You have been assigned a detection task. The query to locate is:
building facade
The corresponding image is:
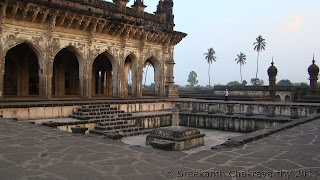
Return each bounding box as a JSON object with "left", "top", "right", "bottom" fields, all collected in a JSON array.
[{"left": 0, "top": 0, "right": 186, "bottom": 99}]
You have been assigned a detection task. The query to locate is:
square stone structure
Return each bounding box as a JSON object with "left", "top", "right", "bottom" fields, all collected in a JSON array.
[
  {"left": 0, "top": 0, "right": 186, "bottom": 99},
  {"left": 146, "top": 126, "right": 206, "bottom": 151}
]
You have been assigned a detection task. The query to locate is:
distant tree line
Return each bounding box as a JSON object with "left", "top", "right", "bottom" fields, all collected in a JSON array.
[{"left": 182, "top": 71, "right": 310, "bottom": 90}]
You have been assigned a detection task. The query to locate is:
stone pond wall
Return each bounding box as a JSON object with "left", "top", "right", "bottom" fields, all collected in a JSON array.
[
  {"left": 179, "top": 113, "right": 287, "bottom": 133},
  {"left": 176, "top": 101, "right": 320, "bottom": 117},
  {"left": 0, "top": 100, "right": 175, "bottom": 120}
]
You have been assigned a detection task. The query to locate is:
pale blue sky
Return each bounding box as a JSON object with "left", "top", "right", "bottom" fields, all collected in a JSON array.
[{"left": 111, "top": 0, "right": 320, "bottom": 86}]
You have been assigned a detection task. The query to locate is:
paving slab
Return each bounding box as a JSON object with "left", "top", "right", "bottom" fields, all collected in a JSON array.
[{"left": 0, "top": 118, "right": 319, "bottom": 179}]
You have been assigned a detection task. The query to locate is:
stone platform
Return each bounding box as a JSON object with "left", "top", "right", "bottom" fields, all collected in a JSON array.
[
  {"left": 146, "top": 126, "right": 206, "bottom": 151},
  {"left": 0, "top": 117, "right": 319, "bottom": 179}
]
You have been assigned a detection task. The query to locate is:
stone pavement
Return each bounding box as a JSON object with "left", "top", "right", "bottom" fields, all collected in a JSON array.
[{"left": 0, "top": 118, "right": 319, "bottom": 180}]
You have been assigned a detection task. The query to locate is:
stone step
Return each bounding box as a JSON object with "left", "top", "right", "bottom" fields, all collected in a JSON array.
[
  {"left": 99, "top": 120, "right": 129, "bottom": 126},
  {"left": 75, "top": 110, "right": 126, "bottom": 116},
  {"left": 94, "top": 124, "right": 136, "bottom": 131},
  {"left": 90, "top": 126, "right": 145, "bottom": 136},
  {"left": 70, "top": 114, "right": 117, "bottom": 120},
  {"left": 90, "top": 129, "right": 152, "bottom": 137},
  {"left": 121, "top": 129, "right": 153, "bottom": 137},
  {"left": 82, "top": 104, "right": 110, "bottom": 108},
  {"left": 79, "top": 107, "right": 117, "bottom": 112}
]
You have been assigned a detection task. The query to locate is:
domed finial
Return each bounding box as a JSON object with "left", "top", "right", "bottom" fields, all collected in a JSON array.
[
  {"left": 271, "top": 57, "right": 274, "bottom": 66},
  {"left": 312, "top": 53, "right": 315, "bottom": 64}
]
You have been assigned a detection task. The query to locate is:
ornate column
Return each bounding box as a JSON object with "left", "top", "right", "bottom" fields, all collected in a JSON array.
[
  {"left": 308, "top": 56, "right": 319, "bottom": 96},
  {"left": 165, "top": 46, "right": 178, "bottom": 98},
  {"left": 0, "top": 49, "right": 4, "bottom": 99},
  {"left": 0, "top": 3, "right": 6, "bottom": 99},
  {"left": 267, "top": 59, "right": 277, "bottom": 101}
]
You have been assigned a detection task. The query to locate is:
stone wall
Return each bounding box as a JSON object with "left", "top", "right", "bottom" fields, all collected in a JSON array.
[
  {"left": 180, "top": 113, "right": 289, "bottom": 133},
  {"left": 0, "top": 100, "right": 175, "bottom": 120},
  {"left": 128, "top": 114, "right": 172, "bottom": 129},
  {"left": 177, "top": 101, "right": 320, "bottom": 117}
]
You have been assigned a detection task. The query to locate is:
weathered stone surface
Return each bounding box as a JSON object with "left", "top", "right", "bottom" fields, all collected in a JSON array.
[
  {"left": 146, "top": 126, "right": 205, "bottom": 151},
  {"left": 0, "top": 117, "right": 320, "bottom": 179}
]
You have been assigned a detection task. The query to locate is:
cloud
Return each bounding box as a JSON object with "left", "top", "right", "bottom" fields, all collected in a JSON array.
[
  {"left": 226, "top": 18, "right": 235, "bottom": 23},
  {"left": 251, "top": 19, "right": 261, "bottom": 24},
  {"left": 283, "top": 16, "right": 303, "bottom": 30}
]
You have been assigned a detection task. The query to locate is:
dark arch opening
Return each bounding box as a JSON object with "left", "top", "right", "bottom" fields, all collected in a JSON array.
[
  {"left": 4, "top": 43, "right": 39, "bottom": 97},
  {"left": 52, "top": 48, "right": 79, "bottom": 97},
  {"left": 92, "top": 53, "right": 113, "bottom": 96}
]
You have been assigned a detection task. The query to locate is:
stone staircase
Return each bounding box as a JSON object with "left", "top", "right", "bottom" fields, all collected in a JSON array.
[{"left": 70, "top": 103, "right": 152, "bottom": 137}]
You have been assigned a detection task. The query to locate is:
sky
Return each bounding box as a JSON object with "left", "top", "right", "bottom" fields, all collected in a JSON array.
[{"left": 109, "top": 0, "right": 320, "bottom": 86}]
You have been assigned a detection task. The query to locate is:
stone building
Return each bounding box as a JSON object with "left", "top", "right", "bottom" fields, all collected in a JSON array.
[{"left": 0, "top": 0, "right": 186, "bottom": 99}]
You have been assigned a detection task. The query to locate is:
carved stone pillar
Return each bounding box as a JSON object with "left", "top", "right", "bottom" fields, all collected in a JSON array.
[
  {"left": 79, "top": 60, "right": 91, "bottom": 99},
  {"left": 165, "top": 58, "right": 178, "bottom": 98},
  {"left": 39, "top": 60, "right": 53, "bottom": 99},
  {"left": 135, "top": 65, "right": 143, "bottom": 98},
  {"left": 0, "top": 49, "right": 4, "bottom": 99}
]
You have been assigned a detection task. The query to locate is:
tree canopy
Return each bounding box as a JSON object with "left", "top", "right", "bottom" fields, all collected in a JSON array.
[
  {"left": 187, "top": 71, "right": 198, "bottom": 88},
  {"left": 277, "top": 79, "right": 292, "bottom": 86}
]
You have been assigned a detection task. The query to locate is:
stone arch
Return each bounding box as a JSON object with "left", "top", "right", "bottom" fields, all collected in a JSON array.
[
  {"left": 52, "top": 47, "right": 82, "bottom": 97},
  {"left": 123, "top": 53, "right": 138, "bottom": 97},
  {"left": 142, "top": 56, "right": 161, "bottom": 96},
  {"left": 3, "top": 42, "right": 42, "bottom": 97},
  {"left": 275, "top": 95, "right": 281, "bottom": 102},
  {"left": 91, "top": 51, "right": 116, "bottom": 97},
  {"left": 285, "top": 95, "right": 291, "bottom": 102}
]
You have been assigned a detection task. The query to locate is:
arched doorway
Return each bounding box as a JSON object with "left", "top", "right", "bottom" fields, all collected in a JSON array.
[
  {"left": 285, "top": 95, "right": 291, "bottom": 102},
  {"left": 92, "top": 53, "right": 113, "bottom": 97},
  {"left": 4, "top": 43, "right": 39, "bottom": 97},
  {"left": 275, "top": 95, "right": 281, "bottom": 102},
  {"left": 142, "top": 57, "right": 160, "bottom": 97},
  {"left": 52, "top": 48, "right": 80, "bottom": 97},
  {"left": 124, "top": 54, "right": 137, "bottom": 97}
]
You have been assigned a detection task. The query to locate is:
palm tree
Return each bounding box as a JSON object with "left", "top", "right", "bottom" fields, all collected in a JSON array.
[
  {"left": 204, "top": 48, "right": 217, "bottom": 86},
  {"left": 235, "top": 52, "right": 247, "bottom": 83},
  {"left": 253, "top": 35, "right": 266, "bottom": 84}
]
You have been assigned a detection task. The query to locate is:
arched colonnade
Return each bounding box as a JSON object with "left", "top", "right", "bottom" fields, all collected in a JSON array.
[{"left": 0, "top": 41, "right": 167, "bottom": 99}]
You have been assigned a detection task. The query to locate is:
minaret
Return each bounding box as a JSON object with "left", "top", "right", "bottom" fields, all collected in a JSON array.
[
  {"left": 308, "top": 55, "right": 319, "bottom": 96},
  {"left": 164, "top": 0, "right": 174, "bottom": 30},
  {"left": 132, "top": 0, "right": 146, "bottom": 16},
  {"left": 113, "top": 0, "right": 129, "bottom": 12},
  {"left": 267, "top": 58, "right": 278, "bottom": 100}
]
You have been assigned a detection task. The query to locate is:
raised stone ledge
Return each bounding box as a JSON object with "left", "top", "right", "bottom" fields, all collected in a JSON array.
[
  {"left": 211, "top": 113, "right": 320, "bottom": 149},
  {"left": 0, "top": 99, "right": 170, "bottom": 109},
  {"left": 42, "top": 113, "right": 173, "bottom": 127},
  {"left": 147, "top": 133, "right": 205, "bottom": 143},
  {"left": 179, "top": 112, "right": 292, "bottom": 123}
]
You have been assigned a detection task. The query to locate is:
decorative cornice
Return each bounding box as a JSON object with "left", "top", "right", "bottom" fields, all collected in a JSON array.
[{"left": 1, "top": 0, "right": 187, "bottom": 45}]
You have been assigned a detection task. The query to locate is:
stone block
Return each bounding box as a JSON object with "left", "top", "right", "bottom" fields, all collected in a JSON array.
[
  {"left": 226, "top": 104, "right": 234, "bottom": 115},
  {"left": 150, "top": 140, "right": 175, "bottom": 151},
  {"left": 146, "top": 126, "right": 205, "bottom": 151},
  {"left": 291, "top": 106, "right": 299, "bottom": 119},
  {"left": 71, "top": 126, "right": 88, "bottom": 134},
  {"left": 246, "top": 105, "right": 254, "bottom": 116},
  {"left": 208, "top": 104, "right": 215, "bottom": 114}
]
